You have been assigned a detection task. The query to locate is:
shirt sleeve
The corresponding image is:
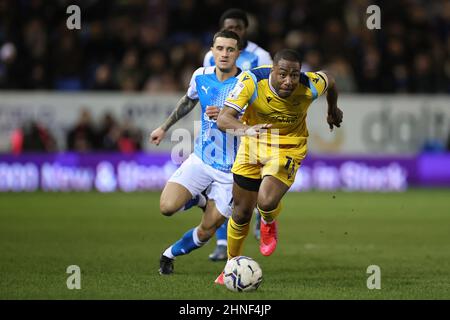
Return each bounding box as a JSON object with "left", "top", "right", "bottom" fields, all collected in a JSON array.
[
  {"left": 305, "top": 71, "right": 329, "bottom": 98},
  {"left": 186, "top": 67, "right": 204, "bottom": 100},
  {"left": 224, "top": 72, "right": 257, "bottom": 112},
  {"left": 203, "top": 51, "right": 214, "bottom": 67},
  {"left": 256, "top": 48, "right": 273, "bottom": 66}
]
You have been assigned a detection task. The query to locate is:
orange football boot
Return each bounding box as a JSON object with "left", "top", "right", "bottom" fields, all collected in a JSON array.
[
  {"left": 214, "top": 271, "right": 224, "bottom": 285},
  {"left": 260, "top": 220, "right": 278, "bottom": 256}
]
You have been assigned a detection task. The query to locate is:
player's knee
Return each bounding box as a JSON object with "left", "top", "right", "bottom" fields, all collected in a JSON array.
[
  {"left": 232, "top": 207, "right": 253, "bottom": 225},
  {"left": 233, "top": 205, "right": 253, "bottom": 220},
  {"left": 232, "top": 199, "right": 254, "bottom": 218},
  {"left": 159, "top": 200, "right": 177, "bottom": 216},
  {"left": 257, "top": 195, "right": 278, "bottom": 212}
]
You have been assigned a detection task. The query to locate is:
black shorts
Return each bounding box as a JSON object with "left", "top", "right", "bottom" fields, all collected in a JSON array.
[{"left": 233, "top": 173, "right": 261, "bottom": 192}]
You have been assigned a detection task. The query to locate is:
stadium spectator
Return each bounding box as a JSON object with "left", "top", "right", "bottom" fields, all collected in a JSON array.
[
  {"left": 411, "top": 53, "right": 437, "bottom": 93},
  {"left": 0, "top": 0, "right": 447, "bottom": 93},
  {"left": 116, "top": 49, "right": 143, "bottom": 92},
  {"left": 0, "top": 42, "right": 21, "bottom": 89},
  {"left": 144, "top": 72, "right": 179, "bottom": 93},
  {"left": 66, "top": 109, "right": 98, "bottom": 152},
  {"left": 10, "top": 109, "right": 147, "bottom": 154},
  {"left": 301, "top": 50, "right": 322, "bottom": 72},
  {"left": 117, "top": 118, "right": 143, "bottom": 153},
  {"left": 326, "top": 56, "right": 356, "bottom": 93},
  {"left": 11, "top": 121, "right": 57, "bottom": 153},
  {"left": 97, "top": 112, "right": 120, "bottom": 151},
  {"left": 92, "top": 64, "right": 117, "bottom": 90},
  {"left": 51, "top": 32, "right": 84, "bottom": 91}
]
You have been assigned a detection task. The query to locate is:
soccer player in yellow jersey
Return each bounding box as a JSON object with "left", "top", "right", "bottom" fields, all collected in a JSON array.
[{"left": 214, "top": 49, "right": 343, "bottom": 284}]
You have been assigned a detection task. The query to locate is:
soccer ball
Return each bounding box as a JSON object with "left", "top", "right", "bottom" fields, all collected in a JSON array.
[{"left": 223, "top": 256, "right": 263, "bottom": 292}]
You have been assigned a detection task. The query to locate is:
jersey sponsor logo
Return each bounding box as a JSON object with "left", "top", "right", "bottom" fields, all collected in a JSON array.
[
  {"left": 228, "top": 82, "right": 245, "bottom": 100},
  {"left": 257, "top": 111, "right": 298, "bottom": 124}
]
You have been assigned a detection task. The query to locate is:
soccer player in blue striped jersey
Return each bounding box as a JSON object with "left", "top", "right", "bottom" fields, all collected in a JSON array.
[
  {"left": 204, "top": 8, "right": 272, "bottom": 262},
  {"left": 150, "top": 30, "right": 242, "bottom": 275}
]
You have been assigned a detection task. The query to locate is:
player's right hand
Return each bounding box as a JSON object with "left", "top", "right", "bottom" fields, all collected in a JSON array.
[
  {"left": 245, "top": 123, "right": 272, "bottom": 137},
  {"left": 150, "top": 127, "right": 166, "bottom": 146},
  {"left": 205, "top": 106, "right": 220, "bottom": 120}
]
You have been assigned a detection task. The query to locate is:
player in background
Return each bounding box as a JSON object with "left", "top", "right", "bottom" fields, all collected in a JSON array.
[
  {"left": 150, "top": 30, "right": 247, "bottom": 275},
  {"left": 204, "top": 8, "right": 272, "bottom": 262},
  {"left": 203, "top": 8, "right": 272, "bottom": 71},
  {"left": 213, "top": 49, "right": 343, "bottom": 284}
]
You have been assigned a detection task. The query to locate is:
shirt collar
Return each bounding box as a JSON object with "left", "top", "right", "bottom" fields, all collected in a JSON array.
[{"left": 268, "top": 74, "right": 279, "bottom": 97}]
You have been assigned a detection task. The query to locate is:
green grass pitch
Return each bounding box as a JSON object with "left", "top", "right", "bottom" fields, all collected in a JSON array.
[{"left": 0, "top": 190, "right": 449, "bottom": 299}]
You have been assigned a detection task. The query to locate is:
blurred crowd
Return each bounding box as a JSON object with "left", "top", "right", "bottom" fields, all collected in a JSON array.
[
  {"left": 11, "top": 109, "right": 143, "bottom": 154},
  {"left": 0, "top": 0, "right": 448, "bottom": 93},
  {"left": 10, "top": 109, "right": 450, "bottom": 154}
]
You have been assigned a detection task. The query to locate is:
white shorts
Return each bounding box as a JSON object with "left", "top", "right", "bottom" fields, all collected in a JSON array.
[{"left": 168, "top": 153, "right": 233, "bottom": 218}]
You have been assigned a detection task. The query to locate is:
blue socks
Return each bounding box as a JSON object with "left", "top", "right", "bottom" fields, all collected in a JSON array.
[
  {"left": 179, "top": 193, "right": 207, "bottom": 212},
  {"left": 164, "top": 227, "right": 206, "bottom": 258},
  {"left": 183, "top": 195, "right": 200, "bottom": 211}
]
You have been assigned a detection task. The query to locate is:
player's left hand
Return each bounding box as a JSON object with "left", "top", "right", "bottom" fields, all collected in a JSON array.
[
  {"left": 327, "top": 107, "right": 343, "bottom": 131},
  {"left": 205, "top": 106, "right": 220, "bottom": 120}
]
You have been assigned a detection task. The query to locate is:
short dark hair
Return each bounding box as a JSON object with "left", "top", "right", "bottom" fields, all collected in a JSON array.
[
  {"left": 212, "top": 29, "right": 242, "bottom": 50},
  {"left": 219, "top": 8, "right": 248, "bottom": 28},
  {"left": 273, "top": 49, "right": 302, "bottom": 65}
]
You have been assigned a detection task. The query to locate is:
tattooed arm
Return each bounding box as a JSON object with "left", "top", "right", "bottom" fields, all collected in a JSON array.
[{"left": 150, "top": 95, "right": 198, "bottom": 145}]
